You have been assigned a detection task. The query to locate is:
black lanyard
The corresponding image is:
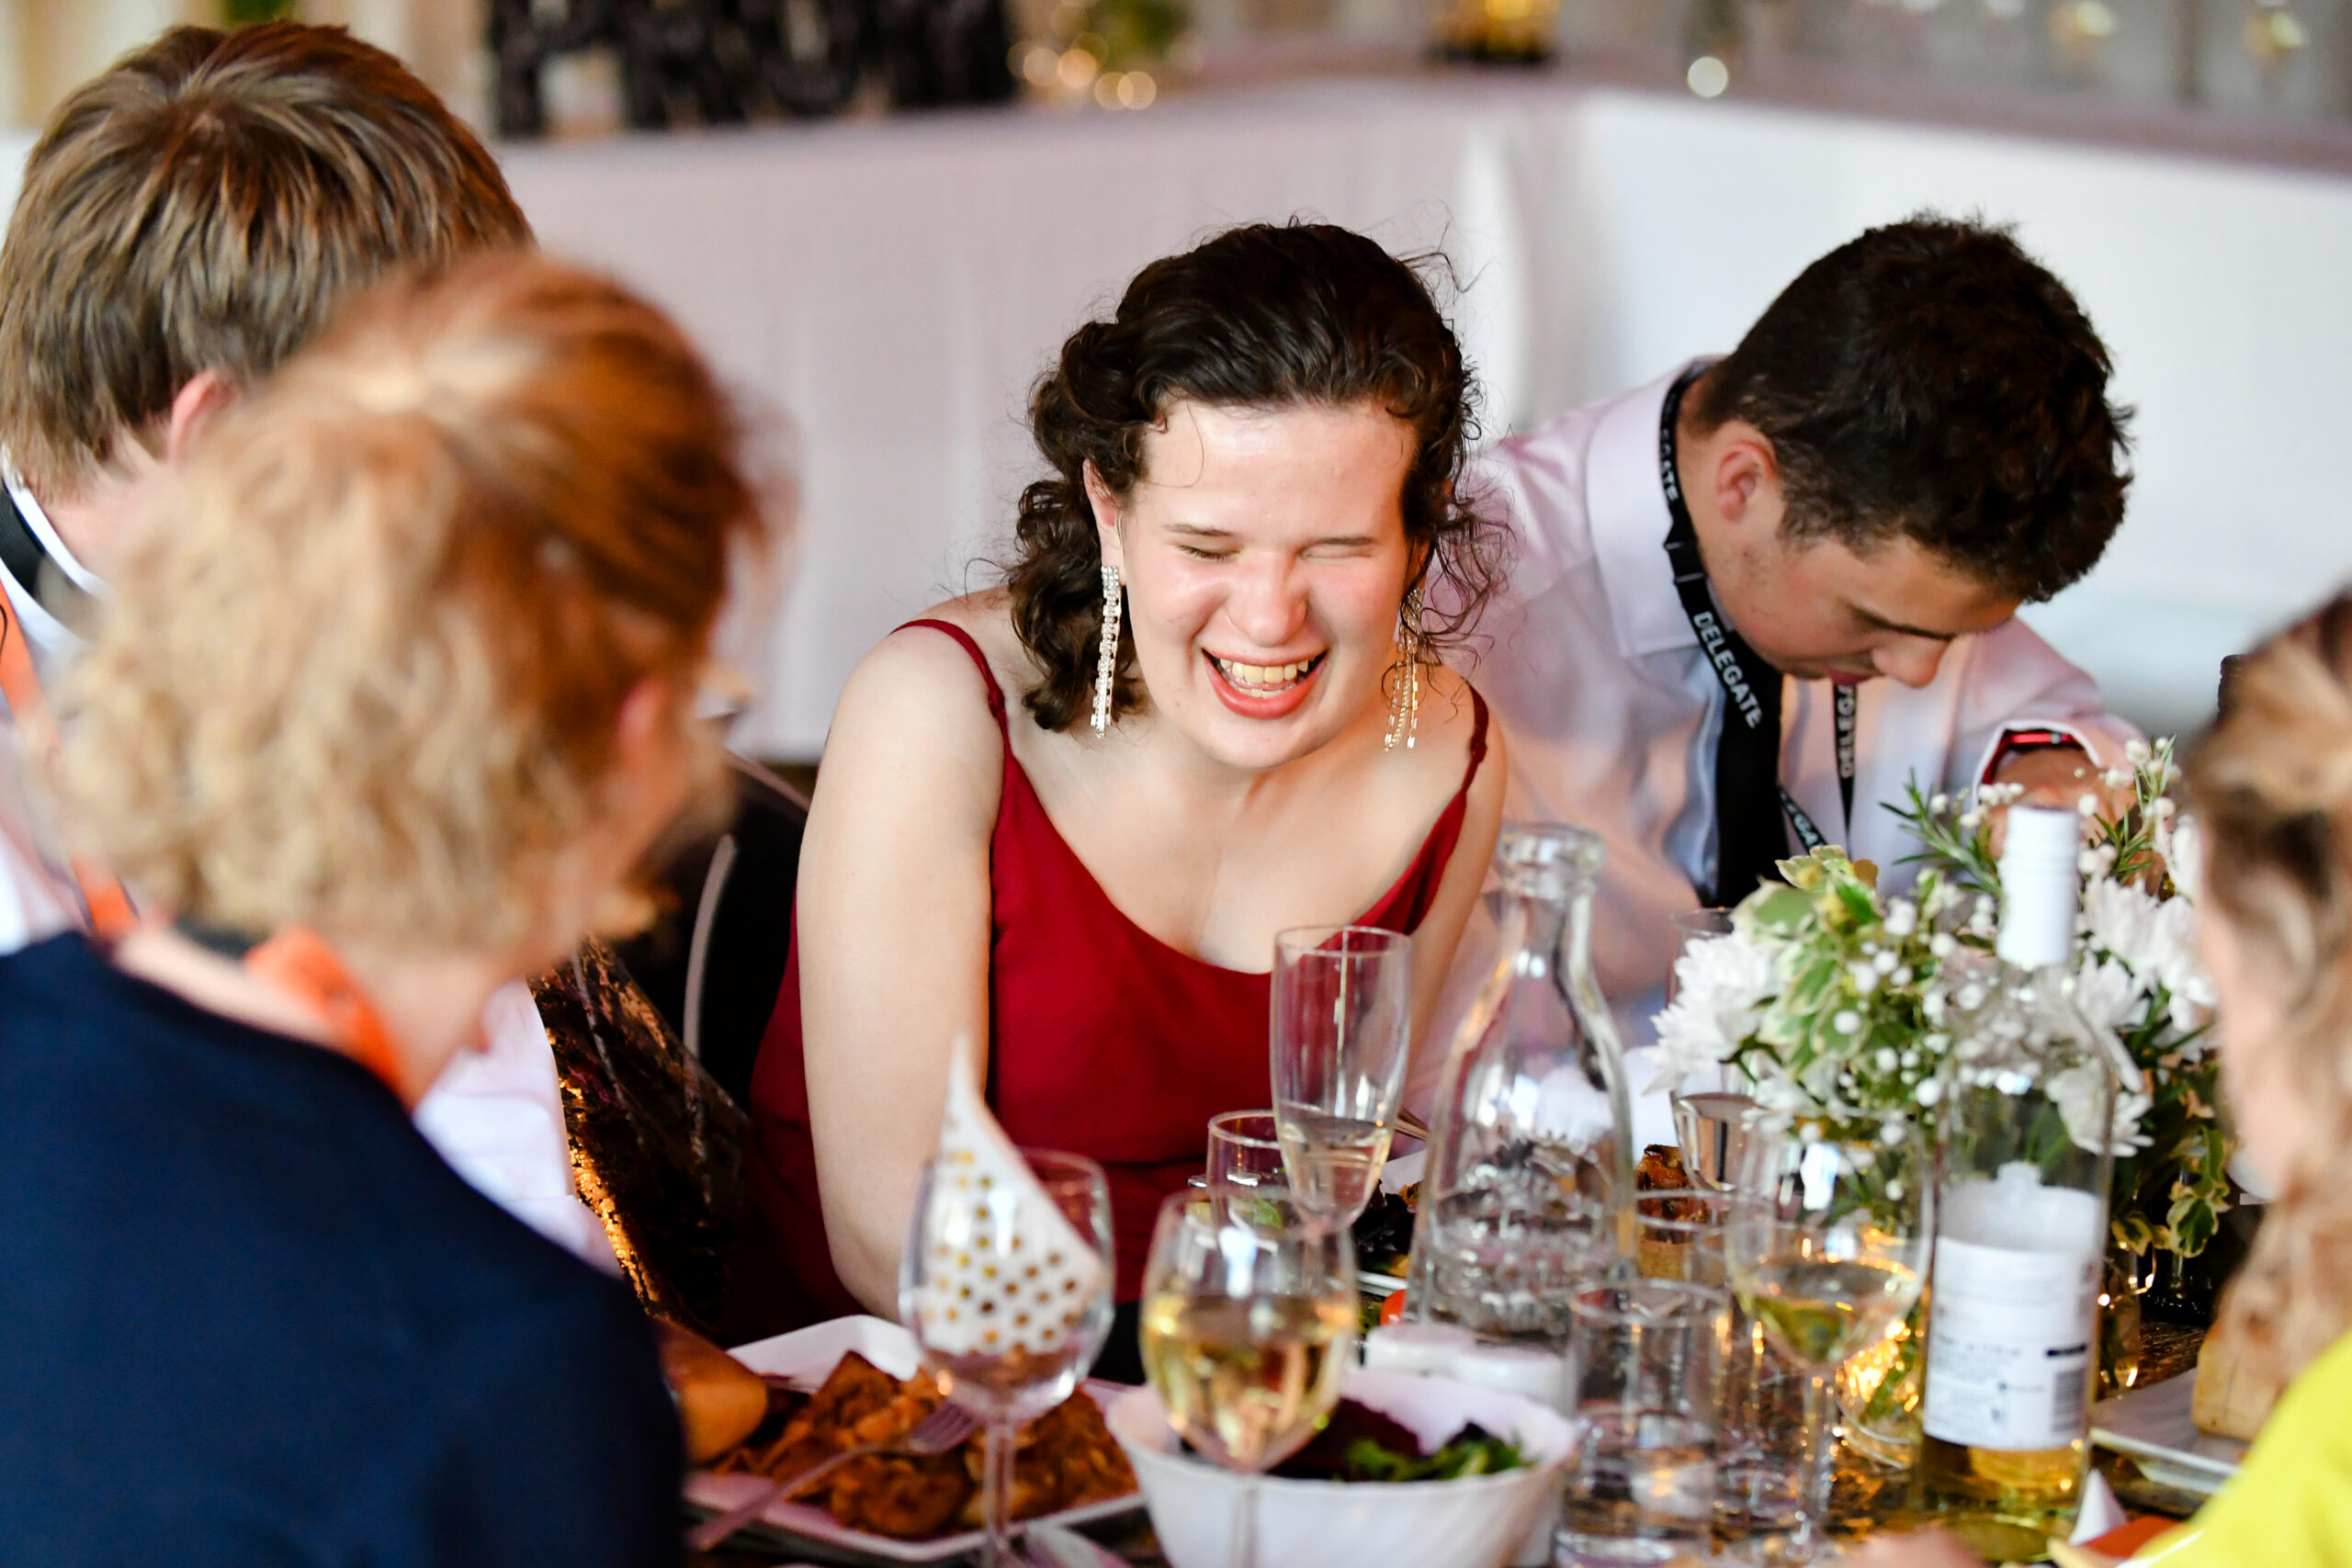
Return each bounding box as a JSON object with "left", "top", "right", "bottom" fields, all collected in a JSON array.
[{"left": 1657, "top": 367, "right": 1855, "bottom": 854}]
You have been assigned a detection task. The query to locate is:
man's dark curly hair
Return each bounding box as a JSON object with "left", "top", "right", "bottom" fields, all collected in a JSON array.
[
  {"left": 1006, "top": 220, "right": 1506, "bottom": 732},
  {"left": 1688, "top": 215, "right": 2131, "bottom": 604}
]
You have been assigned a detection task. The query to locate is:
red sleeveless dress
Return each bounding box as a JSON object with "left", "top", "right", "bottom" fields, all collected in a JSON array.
[{"left": 743, "top": 620, "right": 1489, "bottom": 1327}]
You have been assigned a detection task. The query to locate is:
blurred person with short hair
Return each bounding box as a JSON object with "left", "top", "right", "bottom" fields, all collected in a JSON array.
[
  {"left": 0, "top": 251, "right": 762, "bottom": 1560},
  {"left": 1450, "top": 216, "right": 2142, "bottom": 1133},
  {"left": 0, "top": 21, "right": 650, "bottom": 1270}
]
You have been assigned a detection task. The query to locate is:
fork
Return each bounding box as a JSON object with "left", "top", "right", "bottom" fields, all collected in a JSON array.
[{"left": 686, "top": 1401, "right": 981, "bottom": 1551}]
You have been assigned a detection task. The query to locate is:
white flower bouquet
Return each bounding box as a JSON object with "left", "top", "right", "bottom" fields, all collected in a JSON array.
[{"left": 1653, "top": 845, "right": 1967, "bottom": 1137}]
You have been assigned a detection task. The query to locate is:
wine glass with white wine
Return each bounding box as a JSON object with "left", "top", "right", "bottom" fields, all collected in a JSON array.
[
  {"left": 1138, "top": 1191, "right": 1359, "bottom": 1568},
  {"left": 1270, "top": 924, "right": 1412, "bottom": 1226},
  {"left": 1725, "top": 1120, "right": 1932, "bottom": 1562}
]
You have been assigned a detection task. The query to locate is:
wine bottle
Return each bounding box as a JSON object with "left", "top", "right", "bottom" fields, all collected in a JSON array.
[{"left": 1913, "top": 805, "right": 2122, "bottom": 1560}]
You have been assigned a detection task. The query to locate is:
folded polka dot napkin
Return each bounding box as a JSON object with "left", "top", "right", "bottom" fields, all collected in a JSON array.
[{"left": 909, "top": 1043, "right": 1107, "bottom": 1359}]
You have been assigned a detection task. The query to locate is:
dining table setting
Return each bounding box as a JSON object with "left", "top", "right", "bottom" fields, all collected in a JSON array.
[{"left": 676, "top": 790, "right": 2256, "bottom": 1568}]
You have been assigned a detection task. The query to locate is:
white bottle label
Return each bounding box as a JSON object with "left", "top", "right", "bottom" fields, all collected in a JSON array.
[{"left": 1922, "top": 1235, "right": 2099, "bottom": 1451}]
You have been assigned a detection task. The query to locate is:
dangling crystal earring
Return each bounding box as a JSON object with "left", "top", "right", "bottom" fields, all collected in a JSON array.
[
  {"left": 1091, "top": 563, "right": 1123, "bottom": 738},
  {"left": 1384, "top": 585, "right": 1425, "bottom": 752}
]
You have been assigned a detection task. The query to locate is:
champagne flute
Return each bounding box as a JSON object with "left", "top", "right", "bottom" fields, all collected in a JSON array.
[
  {"left": 1138, "top": 1191, "right": 1358, "bottom": 1568},
  {"left": 1271, "top": 924, "right": 1412, "bottom": 1225},
  {"left": 1725, "top": 1121, "right": 1931, "bottom": 1562},
  {"left": 901, "top": 1148, "right": 1114, "bottom": 1568}
]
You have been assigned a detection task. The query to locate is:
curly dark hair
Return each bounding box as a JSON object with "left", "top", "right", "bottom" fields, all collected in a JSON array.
[
  {"left": 1006, "top": 220, "right": 1504, "bottom": 732},
  {"left": 1688, "top": 215, "right": 2131, "bottom": 604}
]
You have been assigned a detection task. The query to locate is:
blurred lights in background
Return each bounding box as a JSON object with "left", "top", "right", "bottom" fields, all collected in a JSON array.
[
  {"left": 1013, "top": 37, "right": 1159, "bottom": 106},
  {"left": 1646, "top": 0, "right": 2342, "bottom": 120},
  {"left": 1009, "top": 0, "right": 1181, "bottom": 107},
  {"left": 0, "top": 0, "right": 2341, "bottom": 137},
  {"left": 2250, "top": 0, "right": 2309, "bottom": 64}
]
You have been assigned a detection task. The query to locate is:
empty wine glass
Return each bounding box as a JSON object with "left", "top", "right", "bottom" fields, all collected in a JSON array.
[
  {"left": 1271, "top": 924, "right": 1412, "bottom": 1225},
  {"left": 902, "top": 1148, "right": 1114, "bottom": 1568},
  {"left": 1724, "top": 1120, "right": 1931, "bottom": 1562},
  {"left": 1138, "top": 1191, "right": 1358, "bottom": 1568}
]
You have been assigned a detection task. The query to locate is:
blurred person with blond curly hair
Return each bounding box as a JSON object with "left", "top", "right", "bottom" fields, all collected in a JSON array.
[
  {"left": 0, "top": 252, "right": 763, "bottom": 1560},
  {"left": 0, "top": 19, "right": 708, "bottom": 1289},
  {"left": 1851, "top": 592, "right": 2352, "bottom": 1567}
]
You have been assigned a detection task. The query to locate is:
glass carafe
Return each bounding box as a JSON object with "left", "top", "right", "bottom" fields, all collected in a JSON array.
[{"left": 1404, "top": 822, "right": 1636, "bottom": 1347}]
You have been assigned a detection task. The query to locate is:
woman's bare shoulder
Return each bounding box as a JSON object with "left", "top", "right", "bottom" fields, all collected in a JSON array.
[{"left": 823, "top": 596, "right": 1017, "bottom": 792}]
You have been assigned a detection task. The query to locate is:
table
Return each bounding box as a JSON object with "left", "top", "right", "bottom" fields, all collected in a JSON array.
[{"left": 697, "top": 1349, "right": 2214, "bottom": 1568}]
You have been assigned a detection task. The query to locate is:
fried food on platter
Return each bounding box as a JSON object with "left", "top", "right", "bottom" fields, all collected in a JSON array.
[
  {"left": 953, "top": 1377, "right": 1133, "bottom": 1529},
  {"left": 712, "top": 1350, "right": 1136, "bottom": 1540}
]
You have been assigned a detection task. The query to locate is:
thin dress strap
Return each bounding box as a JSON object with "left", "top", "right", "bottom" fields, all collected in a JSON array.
[
  {"left": 1463, "top": 689, "right": 1490, "bottom": 790},
  {"left": 899, "top": 618, "right": 1009, "bottom": 733}
]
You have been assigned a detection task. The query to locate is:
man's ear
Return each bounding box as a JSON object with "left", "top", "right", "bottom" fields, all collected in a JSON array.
[
  {"left": 1082, "top": 460, "right": 1125, "bottom": 577},
  {"left": 1710, "top": 427, "right": 1781, "bottom": 532},
  {"left": 163, "top": 370, "right": 237, "bottom": 467}
]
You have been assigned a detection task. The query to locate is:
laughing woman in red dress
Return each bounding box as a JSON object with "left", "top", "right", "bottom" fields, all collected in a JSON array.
[{"left": 745, "top": 223, "right": 1509, "bottom": 1360}]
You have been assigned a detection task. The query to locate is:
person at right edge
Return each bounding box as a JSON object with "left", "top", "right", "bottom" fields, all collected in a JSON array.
[{"left": 1442, "top": 215, "right": 2140, "bottom": 1137}]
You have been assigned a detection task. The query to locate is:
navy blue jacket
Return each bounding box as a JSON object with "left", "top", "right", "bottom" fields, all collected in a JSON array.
[{"left": 0, "top": 936, "right": 682, "bottom": 1565}]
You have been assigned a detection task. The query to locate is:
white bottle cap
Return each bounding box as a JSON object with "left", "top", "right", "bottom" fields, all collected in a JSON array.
[
  {"left": 1997, "top": 805, "right": 2081, "bottom": 970},
  {"left": 1362, "top": 1322, "right": 1476, "bottom": 1376}
]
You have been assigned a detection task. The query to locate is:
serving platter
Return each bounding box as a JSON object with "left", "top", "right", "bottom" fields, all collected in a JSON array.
[
  {"left": 685, "top": 1316, "right": 1142, "bottom": 1563},
  {"left": 2087, "top": 1371, "right": 2249, "bottom": 1499}
]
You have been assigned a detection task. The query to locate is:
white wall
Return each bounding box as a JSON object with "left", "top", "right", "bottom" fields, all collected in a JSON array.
[
  {"left": 0, "top": 77, "right": 2339, "bottom": 746},
  {"left": 496, "top": 82, "right": 2346, "bottom": 750}
]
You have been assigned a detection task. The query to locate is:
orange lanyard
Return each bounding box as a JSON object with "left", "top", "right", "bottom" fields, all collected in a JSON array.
[
  {"left": 0, "top": 587, "right": 134, "bottom": 938},
  {"left": 240, "top": 925, "right": 412, "bottom": 1107}
]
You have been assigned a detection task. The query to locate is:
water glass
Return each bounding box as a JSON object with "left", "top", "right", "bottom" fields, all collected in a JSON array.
[
  {"left": 1557, "top": 1279, "right": 1729, "bottom": 1566},
  {"left": 1205, "top": 1110, "right": 1287, "bottom": 1193},
  {"left": 1629, "top": 1190, "right": 1728, "bottom": 1285},
  {"left": 1725, "top": 1122, "right": 1932, "bottom": 1562},
  {"left": 1621, "top": 1192, "right": 1804, "bottom": 1549},
  {"left": 1714, "top": 1312, "right": 1809, "bottom": 1553},
  {"left": 901, "top": 1148, "right": 1114, "bottom": 1568},
  {"left": 1271, "top": 924, "right": 1413, "bottom": 1225},
  {"left": 1138, "top": 1191, "right": 1358, "bottom": 1568},
  {"left": 1672, "top": 1090, "right": 1760, "bottom": 1193}
]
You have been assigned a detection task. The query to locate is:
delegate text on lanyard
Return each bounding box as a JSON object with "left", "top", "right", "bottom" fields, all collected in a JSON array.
[{"left": 1657, "top": 366, "right": 1855, "bottom": 854}]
